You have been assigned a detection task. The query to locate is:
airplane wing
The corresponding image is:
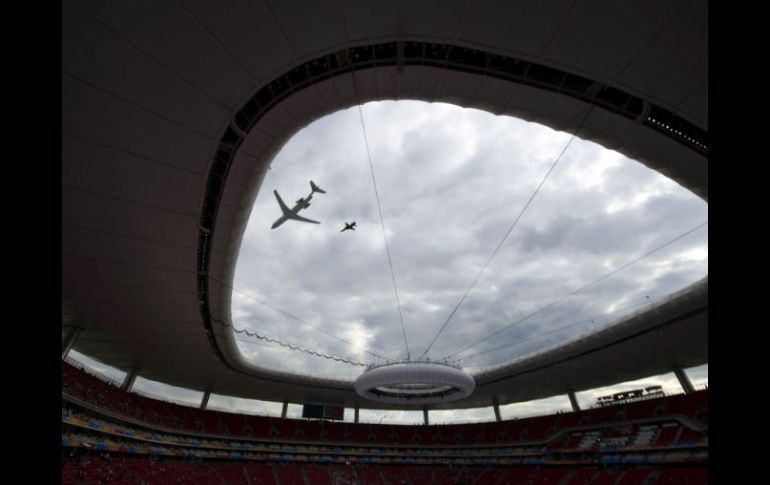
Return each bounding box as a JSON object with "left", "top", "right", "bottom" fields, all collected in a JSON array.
[
  {"left": 273, "top": 190, "right": 291, "bottom": 215},
  {"left": 289, "top": 213, "right": 320, "bottom": 224}
]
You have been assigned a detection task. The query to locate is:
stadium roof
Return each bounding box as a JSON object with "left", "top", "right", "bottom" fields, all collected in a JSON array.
[{"left": 62, "top": 0, "right": 707, "bottom": 410}]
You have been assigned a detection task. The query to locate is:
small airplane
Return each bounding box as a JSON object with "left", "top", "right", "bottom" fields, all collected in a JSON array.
[
  {"left": 340, "top": 221, "right": 357, "bottom": 232},
  {"left": 271, "top": 181, "right": 326, "bottom": 229}
]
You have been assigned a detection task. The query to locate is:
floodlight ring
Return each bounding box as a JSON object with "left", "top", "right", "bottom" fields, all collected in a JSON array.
[{"left": 353, "top": 361, "right": 475, "bottom": 405}]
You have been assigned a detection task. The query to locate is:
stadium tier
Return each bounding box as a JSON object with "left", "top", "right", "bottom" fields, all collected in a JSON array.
[{"left": 62, "top": 362, "right": 707, "bottom": 484}]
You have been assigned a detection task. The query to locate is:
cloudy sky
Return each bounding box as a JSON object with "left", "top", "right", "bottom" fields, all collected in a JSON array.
[
  {"left": 68, "top": 100, "right": 708, "bottom": 423},
  {"left": 230, "top": 100, "right": 708, "bottom": 381}
]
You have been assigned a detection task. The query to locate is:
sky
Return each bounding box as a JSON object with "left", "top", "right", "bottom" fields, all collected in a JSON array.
[
  {"left": 67, "top": 100, "right": 708, "bottom": 424},
  {"left": 230, "top": 100, "right": 708, "bottom": 380}
]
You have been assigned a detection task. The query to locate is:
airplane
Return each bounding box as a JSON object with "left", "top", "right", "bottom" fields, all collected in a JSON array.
[
  {"left": 271, "top": 181, "right": 326, "bottom": 229},
  {"left": 340, "top": 221, "right": 357, "bottom": 232}
]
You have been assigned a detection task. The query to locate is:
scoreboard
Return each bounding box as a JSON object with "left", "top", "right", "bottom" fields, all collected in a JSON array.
[{"left": 302, "top": 404, "right": 345, "bottom": 420}]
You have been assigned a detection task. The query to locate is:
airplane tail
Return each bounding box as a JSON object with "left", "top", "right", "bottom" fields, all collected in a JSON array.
[{"left": 310, "top": 180, "right": 326, "bottom": 194}]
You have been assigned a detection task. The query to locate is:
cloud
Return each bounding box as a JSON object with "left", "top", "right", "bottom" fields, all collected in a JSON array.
[
  {"left": 67, "top": 349, "right": 126, "bottom": 385},
  {"left": 500, "top": 395, "right": 573, "bottom": 419},
  {"left": 574, "top": 370, "right": 701, "bottom": 409},
  {"left": 207, "top": 393, "right": 284, "bottom": 416},
  {"left": 132, "top": 376, "right": 204, "bottom": 406},
  {"left": 224, "top": 100, "right": 707, "bottom": 414}
]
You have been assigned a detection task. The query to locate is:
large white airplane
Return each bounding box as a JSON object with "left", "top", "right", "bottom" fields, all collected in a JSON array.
[{"left": 271, "top": 181, "right": 327, "bottom": 229}]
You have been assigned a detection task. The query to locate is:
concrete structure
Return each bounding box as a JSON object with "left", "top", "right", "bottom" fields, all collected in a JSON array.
[{"left": 62, "top": 1, "right": 707, "bottom": 411}]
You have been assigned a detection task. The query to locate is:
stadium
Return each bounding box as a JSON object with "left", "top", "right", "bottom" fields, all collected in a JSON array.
[{"left": 62, "top": 1, "right": 708, "bottom": 484}]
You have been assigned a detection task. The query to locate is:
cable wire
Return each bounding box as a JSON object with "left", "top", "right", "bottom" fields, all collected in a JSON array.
[
  {"left": 229, "top": 326, "right": 367, "bottom": 366},
  {"left": 348, "top": 53, "right": 411, "bottom": 360},
  {"left": 418, "top": 104, "right": 597, "bottom": 360},
  {"left": 211, "top": 276, "right": 391, "bottom": 361},
  {"left": 458, "top": 296, "right": 664, "bottom": 363},
  {"left": 440, "top": 220, "right": 708, "bottom": 360}
]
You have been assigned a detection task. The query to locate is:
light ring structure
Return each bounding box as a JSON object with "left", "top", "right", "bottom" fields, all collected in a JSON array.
[{"left": 354, "top": 362, "right": 476, "bottom": 405}]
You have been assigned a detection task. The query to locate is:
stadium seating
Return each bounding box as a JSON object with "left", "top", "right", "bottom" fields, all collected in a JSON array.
[{"left": 62, "top": 361, "right": 707, "bottom": 484}]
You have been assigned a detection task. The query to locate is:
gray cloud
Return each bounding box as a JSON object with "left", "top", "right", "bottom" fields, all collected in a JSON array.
[{"left": 231, "top": 100, "right": 708, "bottom": 385}]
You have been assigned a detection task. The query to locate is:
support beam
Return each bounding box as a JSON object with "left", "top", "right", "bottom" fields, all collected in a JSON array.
[
  {"left": 281, "top": 400, "right": 288, "bottom": 419},
  {"left": 423, "top": 408, "right": 429, "bottom": 426},
  {"left": 121, "top": 366, "right": 140, "bottom": 392},
  {"left": 396, "top": 41, "right": 404, "bottom": 73},
  {"left": 635, "top": 99, "right": 652, "bottom": 125},
  {"left": 354, "top": 406, "right": 359, "bottom": 423},
  {"left": 493, "top": 402, "right": 502, "bottom": 422},
  {"left": 673, "top": 366, "right": 695, "bottom": 394},
  {"left": 200, "top": 390, "right": 211, "bottom": 410},
  {"left": 62, "top": 326, "right": 81, "bottom": 359},
  {"left": 568, "top": 391, "right": 581, "bottom": 412}
]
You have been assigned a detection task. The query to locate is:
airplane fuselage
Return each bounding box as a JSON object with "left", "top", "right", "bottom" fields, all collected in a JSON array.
[
  {"left": 271, "top": 195, "right": 313, "bottom": 229},
  {"left": 271, "top": 181, "right": 326, "bottom": 229}
]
